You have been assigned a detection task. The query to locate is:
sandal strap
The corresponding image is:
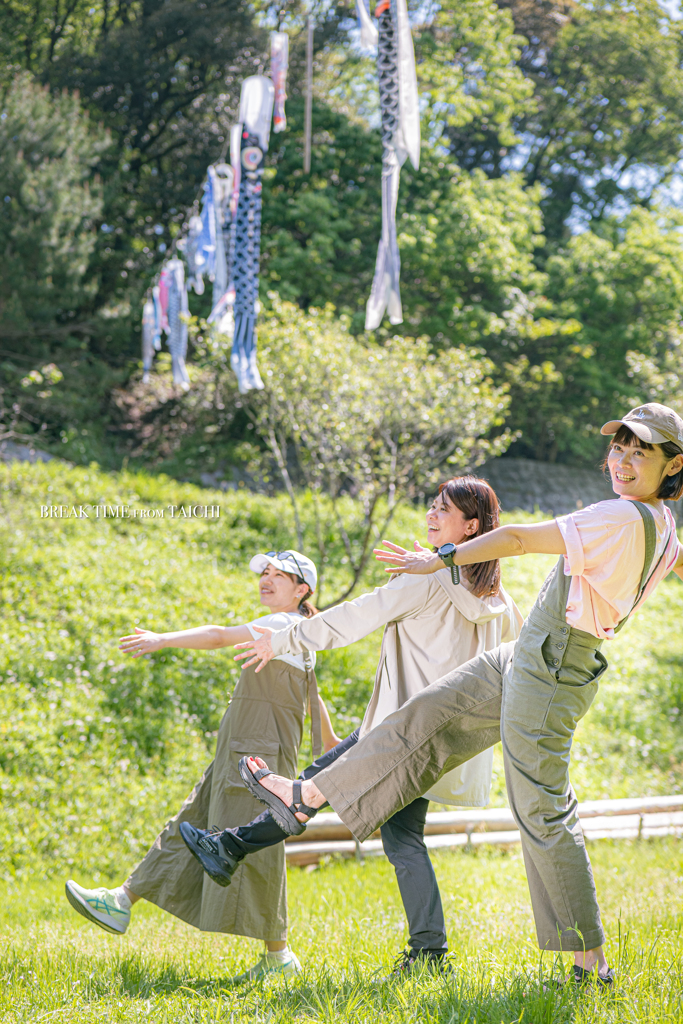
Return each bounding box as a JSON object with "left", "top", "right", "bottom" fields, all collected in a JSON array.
[
  {"left": 596, "top": 967, "right": 614, "bottom": 988},
  {"left": 297, "top": 804, "right": 319, "bottom": 818},
  {"left": 573, "top": 964, "right": 613, "bottom": 987},
  {"left": 289, "top": 780, "right": 319, "bottom": 820},
  {"left": 252, "top": 767, "right": 273, "bottom": 782}
]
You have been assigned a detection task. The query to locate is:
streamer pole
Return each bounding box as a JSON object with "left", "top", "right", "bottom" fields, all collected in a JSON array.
[{"left": 304, "top": 17, "right": 313, "bottom": 173}]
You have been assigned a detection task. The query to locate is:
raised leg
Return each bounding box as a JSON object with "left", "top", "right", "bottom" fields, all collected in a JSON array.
[
  {"left": 221, "top": 729, "right": 362, "bottom": 857},
  {"left": 313, "top": 644, "right": 511, "bottom": 840}
]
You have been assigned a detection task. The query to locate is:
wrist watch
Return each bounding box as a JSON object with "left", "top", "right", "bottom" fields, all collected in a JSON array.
[{"left": 437, "top": 543, "right": 460, "bottom": 585}]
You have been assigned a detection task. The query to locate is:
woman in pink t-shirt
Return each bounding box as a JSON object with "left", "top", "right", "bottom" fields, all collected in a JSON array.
[{"left": 231, "top": 402, "right": 683, "bottom": 989}]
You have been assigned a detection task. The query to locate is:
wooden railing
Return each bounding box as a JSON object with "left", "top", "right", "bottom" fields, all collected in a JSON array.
[{"left": 284, "top": 796, "right": 683, "bottom": 866}]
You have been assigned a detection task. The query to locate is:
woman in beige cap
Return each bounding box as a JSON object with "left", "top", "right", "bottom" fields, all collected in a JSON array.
[
  {"left": 234, "top": 403, "right": 683, "bottom": 988},
  {"left": 65, "top": 549, "right": 330, "bottom": 983}
]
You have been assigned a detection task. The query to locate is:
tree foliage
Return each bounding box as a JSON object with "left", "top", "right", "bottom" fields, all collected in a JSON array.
[
  {"left": 200, "top": 299, "right": 513, "bottom": 604},
  {"left": 398, "top": 166, "right": 545, "bottom": 345},
  {"left": 0, "top": 74, "right": 108, "bottom": 337},
  {"left": 2, "top": 0, "right": 683, "bottom": 471},
  {"left": 261, "top": 98, "right": 382, "bottom": 325},
  {"left": 414, "top": 0, "right": 533, "bottom": 174},
  {"left": 0, "top": 74, "right": 119, "bottom": 450},
  {"left": 516, "top": 0, "right": 683, "bottom": 240},
  {"left": 495, "top": 208, "right": 683, "bottom": 462}
]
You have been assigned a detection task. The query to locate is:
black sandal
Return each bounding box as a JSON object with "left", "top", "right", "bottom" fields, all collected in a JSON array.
[
  {"left": 573, "top": 965, "right": 614, "bottom": 988},
  {"left": 238, "top": 757, "right": 319, "bottom": 837}
]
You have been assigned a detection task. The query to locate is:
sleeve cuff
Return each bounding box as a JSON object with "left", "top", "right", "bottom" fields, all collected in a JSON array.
[
  {"left": 556, "top": 514, "right": 585, "bottom": 576},
  {"left": 269, "top": 627, "right": 292, "bottom": 657},
  {"left": 246, "top": 622, "right": 292, "bottom": 656}
]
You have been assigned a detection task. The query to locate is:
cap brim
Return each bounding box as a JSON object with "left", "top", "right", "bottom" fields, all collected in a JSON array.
[
  {"left": 600, "top": 419, "right": 625, "bottom": 436},
  {"left": 249, "top": 553, "right": 317, "bottom": 591},
  {"left": 249, "top": 553, "right": 275, "bottom": 574},
  {"left": 600, "top": 419, "right": 668, "bottom": 444}
]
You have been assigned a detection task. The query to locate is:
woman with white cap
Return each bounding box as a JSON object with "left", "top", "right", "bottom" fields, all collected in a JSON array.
[{"left": 64, "top": 548, "right": 328, "bottom": 982}]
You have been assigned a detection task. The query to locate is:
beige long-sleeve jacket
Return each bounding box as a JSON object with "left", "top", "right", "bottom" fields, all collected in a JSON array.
[{"left": 270, "top": 568, "right": 523, "bottom": 807}]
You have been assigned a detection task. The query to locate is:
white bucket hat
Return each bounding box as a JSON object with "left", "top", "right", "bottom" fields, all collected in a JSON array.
[{"left": 249, "top": 549, "right": 317, "bottom": 592}]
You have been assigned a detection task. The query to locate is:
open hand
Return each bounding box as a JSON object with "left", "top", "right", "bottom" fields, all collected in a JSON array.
[
  {"left": 234, "top": 625, "right": 276, "bottom": 673},
  {"left": 119, "top": 626, "right": 165, "bottom": 657},
  {"left": 373, "top": 539, "right": 442, "bottom": 575}
]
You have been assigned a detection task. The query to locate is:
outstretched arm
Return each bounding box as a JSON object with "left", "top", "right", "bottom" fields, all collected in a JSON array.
[
  {"left": 235, "top": 568, "right": 432, "bottom": 672},
  {"left": 120, "top": 623, "right": 254, "bottom": 658},
  {"left": 374, "top": 520, "right": 566, "bottom": 576}
]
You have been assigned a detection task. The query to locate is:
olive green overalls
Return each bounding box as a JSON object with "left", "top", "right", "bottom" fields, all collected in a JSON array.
[
  {"left": 127, "top": 656, "right": 321, "bottom": 941},
  {"left": 315, "top": 502, "right": 667, "bottom": 951}
]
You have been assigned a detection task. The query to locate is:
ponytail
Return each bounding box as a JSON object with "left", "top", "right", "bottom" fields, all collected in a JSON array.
[
  {"left": 298, "top": 586, "right": 319, "bottom": 617},
  {"left": 279, "top": 567, "right": 319, "bottom": 616}
]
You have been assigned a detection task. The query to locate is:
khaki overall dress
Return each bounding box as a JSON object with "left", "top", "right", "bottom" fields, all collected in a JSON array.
[
  {"left": 315, "top": 502, "right": 666, "bottom": 951},
  {"left": 127, "top": 656, "right": 320, "bottom": 941}
]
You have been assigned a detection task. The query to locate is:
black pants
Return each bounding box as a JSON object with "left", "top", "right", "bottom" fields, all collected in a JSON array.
[{"left": 222, "top": 730, "right": 447, "bottom": 952}]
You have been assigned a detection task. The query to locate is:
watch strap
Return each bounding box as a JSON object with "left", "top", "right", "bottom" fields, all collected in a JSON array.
[{"left": 438, "top": 546, "right": 460, "bottom": 586}]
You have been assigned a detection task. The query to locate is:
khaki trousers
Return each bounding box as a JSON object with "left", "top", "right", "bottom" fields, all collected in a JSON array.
[{"left": 316, "top": 559, "right": 608, "bottom": 952}]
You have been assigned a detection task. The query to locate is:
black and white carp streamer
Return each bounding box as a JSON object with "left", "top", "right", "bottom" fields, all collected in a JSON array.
[
  {"left": 357, "top": 0, "right": 420, "bottom": 331},
  {"left": 230, "top": 75, "right": 274, "bottom": 393}
]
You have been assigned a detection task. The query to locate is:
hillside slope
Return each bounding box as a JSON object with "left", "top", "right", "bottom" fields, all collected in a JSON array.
[{"left": 1, "top": 461, "right": 682, "bottom": 881}]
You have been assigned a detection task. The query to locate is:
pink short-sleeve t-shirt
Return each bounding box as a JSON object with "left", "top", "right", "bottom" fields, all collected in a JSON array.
[{"left": 555, "top": 499, "right": 679, "bottom": 639}]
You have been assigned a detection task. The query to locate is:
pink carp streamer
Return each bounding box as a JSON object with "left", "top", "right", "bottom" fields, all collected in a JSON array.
[{"left": 271, "top": 32, "right": 289, "bottom": 134}]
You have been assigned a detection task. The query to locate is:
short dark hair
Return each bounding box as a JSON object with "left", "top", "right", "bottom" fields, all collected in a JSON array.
[
  {"left": 436, "top": 475, "right": 501, "bottom": 597},
  {"left": 605, "top": 425, "right": 683, "bottom": 500}
]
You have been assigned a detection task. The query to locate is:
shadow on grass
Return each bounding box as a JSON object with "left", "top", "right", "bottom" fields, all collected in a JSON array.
[{"left": 79, "top": 953, "right": 585, "bottom": 1023}]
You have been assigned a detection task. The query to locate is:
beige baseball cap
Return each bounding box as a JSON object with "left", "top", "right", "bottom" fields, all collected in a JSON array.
[{"left": 601, "top": 402, "right": 683, "bottom": 448}]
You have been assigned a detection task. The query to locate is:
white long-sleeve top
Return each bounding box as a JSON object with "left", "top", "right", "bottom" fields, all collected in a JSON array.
[{"left": 269, "top": 568, "right": 523, "bottom": 806}]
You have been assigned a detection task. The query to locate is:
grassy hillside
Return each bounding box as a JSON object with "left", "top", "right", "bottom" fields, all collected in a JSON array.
[{"left": 1, "top": 460, "right": 683, "bottom": 882}]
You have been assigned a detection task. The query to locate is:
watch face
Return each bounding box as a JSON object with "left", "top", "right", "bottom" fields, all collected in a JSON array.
[{"left": 438, "top": 543, "right": 456, "bottom": 556}]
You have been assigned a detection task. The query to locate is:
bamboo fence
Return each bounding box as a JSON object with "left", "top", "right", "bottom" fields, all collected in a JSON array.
[{"left": 284, "top": 795, "right": 683, "bottom": 866}]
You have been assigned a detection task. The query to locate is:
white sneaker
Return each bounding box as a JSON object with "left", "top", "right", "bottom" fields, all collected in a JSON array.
[
  {"left": 65, "top": 880, "right": 131, "bottom": 935},
  {"left": 232, "top": 950, "right": 302, "bottom": 983}
]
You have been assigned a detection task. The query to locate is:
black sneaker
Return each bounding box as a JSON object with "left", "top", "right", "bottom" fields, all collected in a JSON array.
[
  {"left": 386, "top": 948, "right": 453, "bottom": 980},
  {"left": 179, "top": 822, "right": 242, "bottom": 887}
]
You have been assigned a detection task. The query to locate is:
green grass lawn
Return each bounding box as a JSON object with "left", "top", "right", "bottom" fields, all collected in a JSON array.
[{"left": 2, "top": 839, "right": 683, "bottom": 1022}]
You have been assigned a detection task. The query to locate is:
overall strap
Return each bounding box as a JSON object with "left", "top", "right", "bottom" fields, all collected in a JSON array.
[
  {"left": 614, "top": 501, "right": 666, "bottom": 633},
  {"left": 303, "top": 651, "right": 322, "bottom": 759}
]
